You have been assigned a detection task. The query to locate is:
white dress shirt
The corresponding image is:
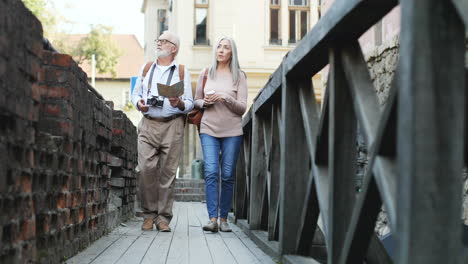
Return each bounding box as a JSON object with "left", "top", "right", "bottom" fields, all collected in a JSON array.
[{"left": 131, "top": 60, "right": 193, "bottom": 117}]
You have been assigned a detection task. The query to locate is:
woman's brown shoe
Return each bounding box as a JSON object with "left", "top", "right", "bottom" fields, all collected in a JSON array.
[{"left": 141, "top": 218, "right": 154, "bottom": 230}]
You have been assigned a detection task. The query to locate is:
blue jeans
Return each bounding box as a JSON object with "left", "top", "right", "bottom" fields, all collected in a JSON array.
[{"left": 200, "top": 134, "right": 242, "bottom": 219}]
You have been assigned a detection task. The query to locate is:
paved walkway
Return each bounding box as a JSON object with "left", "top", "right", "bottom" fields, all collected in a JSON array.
[{"left": 66, "top": 202, "right": 275, "bottom": 264}]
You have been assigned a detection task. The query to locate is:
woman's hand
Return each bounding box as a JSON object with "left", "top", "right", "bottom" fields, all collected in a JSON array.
[
  {"left": 203, "top": 98, "right": 215, "bottom": 107},
  {"left": 205, "top": 92, "right": 226, "bottom": 105}
]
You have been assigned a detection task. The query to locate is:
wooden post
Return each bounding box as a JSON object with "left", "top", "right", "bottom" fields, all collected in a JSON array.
[
  {"left": 397, "top": 1, "right": 465, "bottom": 263},
  {"left": 279, "top": 65, "right": 311, "bottom": 254},
  {"left": 327, "top": 47, "right": 357, "bottom": 263}
]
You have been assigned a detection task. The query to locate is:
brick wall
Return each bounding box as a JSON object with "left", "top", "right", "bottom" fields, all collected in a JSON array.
[{"left": 0, "top": 1, "right": 137, "bottom": 263}]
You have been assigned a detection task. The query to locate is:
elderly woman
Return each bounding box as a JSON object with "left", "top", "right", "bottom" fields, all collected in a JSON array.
[{"left": 193, "top": 37, "right": 247, "bottom": 232}]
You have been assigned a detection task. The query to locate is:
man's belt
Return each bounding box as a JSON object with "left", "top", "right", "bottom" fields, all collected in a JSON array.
[{"left": 144, "top": 114, "right": 184, "bottom": 122}]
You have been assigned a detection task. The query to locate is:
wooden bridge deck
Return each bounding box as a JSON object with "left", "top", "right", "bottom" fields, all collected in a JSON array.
[{"left": 66, "top": 202, "right": 275, "bottom": 264}]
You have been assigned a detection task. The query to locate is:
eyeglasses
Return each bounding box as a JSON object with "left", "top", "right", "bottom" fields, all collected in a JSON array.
[{"left": 155, "top": 39, "right": 176, "bottom": 46}]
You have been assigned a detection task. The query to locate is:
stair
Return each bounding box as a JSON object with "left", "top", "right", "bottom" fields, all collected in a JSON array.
[{"left": 174, "top": 178, "right": 206, "bottom": 202}]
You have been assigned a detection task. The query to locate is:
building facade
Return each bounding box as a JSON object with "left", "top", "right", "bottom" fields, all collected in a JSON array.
[
  {"left": 140, "top": 0, "right": 324, "bottom": 176},
  {"left": 141, "top": 0, "right": 323, "bottom": 107}
]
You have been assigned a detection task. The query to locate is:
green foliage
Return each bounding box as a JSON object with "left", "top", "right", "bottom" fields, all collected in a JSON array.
[
  {"left": 21, "top": 1, "right": 122, "bottom": 78},
  {"left": 22, "top": 0, "right": 57, "bottom": 37},
  {"left": 73, "top": 25, "right": 123, "bottom": 78}
]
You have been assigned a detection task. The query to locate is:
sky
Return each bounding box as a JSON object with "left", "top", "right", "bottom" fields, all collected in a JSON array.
[{"left": 49, "top": 0, "right": 144, "bottom": 46}]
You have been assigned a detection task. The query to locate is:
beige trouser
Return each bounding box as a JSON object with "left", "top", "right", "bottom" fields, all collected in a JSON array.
[{"left": 137, "top": 116, "right": 185, "bottom": 224}]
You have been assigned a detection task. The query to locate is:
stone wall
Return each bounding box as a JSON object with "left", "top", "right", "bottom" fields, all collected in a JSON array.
[{"left": 0, "top": 1, "right": 137, "bottom": 263}]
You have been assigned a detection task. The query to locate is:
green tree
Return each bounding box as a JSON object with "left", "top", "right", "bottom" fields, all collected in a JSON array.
[
  {"left": 22, "top": 0, "right": 57, "bottom": 37},
  {"left": 72, "top": 25, "right": 122, "bottom": 78},
  {"left": 22, "top": 1, "right": 122, "bottom": 78}
]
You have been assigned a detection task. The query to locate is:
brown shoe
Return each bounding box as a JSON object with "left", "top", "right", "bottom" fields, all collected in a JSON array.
[
  {"left": 156, "top": 221, "right": 171, "bottom": 232},
  {"left": 141, "top": 218, "right": 154, "bottom": 230}
]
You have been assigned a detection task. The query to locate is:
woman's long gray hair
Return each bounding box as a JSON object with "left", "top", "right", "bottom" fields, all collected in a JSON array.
[{"left": 209, "top": 37, "right": 242, "bottom": 85}]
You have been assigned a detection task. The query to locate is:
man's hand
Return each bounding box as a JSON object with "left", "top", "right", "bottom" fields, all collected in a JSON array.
[
  {"left": 137, "top": 99, "right": 149, "bottom": 113},
  {"left": 169, "top": 97, "right": 184, "bottom": 110}
]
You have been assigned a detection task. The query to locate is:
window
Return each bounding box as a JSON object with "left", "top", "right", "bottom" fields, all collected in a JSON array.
[
  {"left": 289, "top": 0, "right": 309, "bottom": 44},
  {"left": 195, "top": 0, "right": 209, "bottom": 45},
  {"left": 289, "top": 0, "right": 309, "bottom": 6},
  {"left": 270, "top": 0, "right": 281, "bottom": 45},
  {"left": 157, "top": 9, "right": 168, "bottom": 36}
]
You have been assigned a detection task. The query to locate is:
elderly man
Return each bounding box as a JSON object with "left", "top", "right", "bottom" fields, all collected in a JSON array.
[{"left": 131, "top": 31, "right": 193, "bottom": 231}]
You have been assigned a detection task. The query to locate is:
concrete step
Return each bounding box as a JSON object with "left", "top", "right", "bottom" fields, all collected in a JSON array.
[
  {"left": 175, "top": 178, "right": 205, "bottom": 188},
  {"left": 174, "top": 187, "right": 205, "bottom": 194},
  {"left": 174, "top": 193, "right": 206, "bottom": 202}
]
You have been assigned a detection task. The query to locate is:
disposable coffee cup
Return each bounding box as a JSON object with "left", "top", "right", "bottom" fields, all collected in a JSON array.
[{"left": 206, "top": 90, "right": 215, "bottom": 96}]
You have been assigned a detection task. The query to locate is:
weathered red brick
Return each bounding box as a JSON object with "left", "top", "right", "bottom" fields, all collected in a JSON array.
[
  {"left": 42, "top": 52, "right": 73, "bottom": 67},
  {"left": 40, "top": 85, "right": 70, "bottom": 100},
  {"left": 57, "top": 194, "right": 65, "bottom": 209},
  {"left": 20, "top": 173, "right": 32, "bottom": 193},
  {"left": 20, "top": 218, "right": 36, "bottom": 241},
  {"left": 59, "top": 121, "right": 72, "bottom": 137},
  {"left": 31, "top": 83, "right": 41, "bottom": 102},
  {"left": 51, "top": 54, "right": 73, "bottom": 67},
  {"left": 66, "top": 192, "right": 72, "bottom": 208},
  {"left": 112, "top": 129, "right": 124, "bottom": 136},
  {"left": 78, "top": 208, "right": 84, "bottom": 223},
  {"left": 42, "top": 104, "right": 60, "bottom": 116}
]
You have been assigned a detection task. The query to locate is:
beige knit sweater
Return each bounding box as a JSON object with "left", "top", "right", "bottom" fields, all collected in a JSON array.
[{"left": 194, "top": 69, "right": 248, "bottom": 137}]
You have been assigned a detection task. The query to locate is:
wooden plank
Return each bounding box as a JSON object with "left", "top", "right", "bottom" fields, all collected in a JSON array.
[
  {"left": 187, "top": 203, "right": 214, "bottom": 264},
  {"left": 338, "top": 175, "right": 389, "bottom": 263},
  {"left": 397, "top": 1, "right": 465, "bottom": 263},
  {"left": 296, "top": 79, "right": 322, "bottom": 255},
  {"left": 249, "top": 113, "right": 266, "bottom": 229},
  {"left": 166, "top": 202, "right": 190, "bottom": 264},
  {"left": 296, "top": 171, "right": 320, "bottom": 256},
  {"left": 195, "top": 203, "right": 238, "bottom": 264},
  {"left": 282, "top": 255, "right": 321, "bottom": 264},
  {"left": 140, "top": 203, "right": 181, "bottom": 264},
  {"left": 234, "top": 142, "right": 247, "bottom": 219},
  {"left": 451, "top": 0, "right": 468, "bottom": 27},
  {"left": 279, "top": 68, "right": 311, "bottom": 254},
  {"left": 339, "top": 82, "right": 397, "bottom": 263},
  {"left": 242, "top": 130, "right": 252, "bottom": 219},
  {"left": 253, "top": 66, "right": 283, "bottom": 113},
  {"left": 285, "top": 0, "right": 398, "bottom": 77},
  {"left": 268, "top": 105, "right": 281, "bottom": 241},
  {"left": 219, "top": 229, "right": 262, "bottom": 264},
  {"left": 232, "top": 218, "right": 281, "bottom": 260},
  {"left": 91, "top": 231, "right": 141, "bottom": 264},
  {"left": 310, "top": 84, "right": 331, "bottom": 239},
  {"left": 242, "top": 108, "right": 252, "bottom": 127},
  {"left": 341, "top": 40, "right": 397, "bottom": 229},
  {"left": 315, "top": 84, "right": 329, "bottom": 166},
  {"left": 372, "top": 83, "right": 398, "bottom": 230},
  {"left": 327, "top": 47, "right": 357, "bottom": 264},
  {"left": 230, "top": 223, "right": 276, "bottom": 264},
  {"left": 67, "top": 220, "right": 142, "bottom": 263},
  {"left": 466, "top": 68, "right": 468, "bottom": 167},
  {"left": 116, "top": 232, "right": 160, "bottom": 264},
  {"left": 340, "top": 40, "right": 381, "bottom": 144},
  {"left": 67, "top": 234, "right": 121, "bottom": 264}
]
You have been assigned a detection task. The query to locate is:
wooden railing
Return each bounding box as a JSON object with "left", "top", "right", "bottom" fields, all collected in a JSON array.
[{"left": 232, "top": 0, "right": 467, "bottom": 263}]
